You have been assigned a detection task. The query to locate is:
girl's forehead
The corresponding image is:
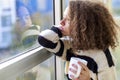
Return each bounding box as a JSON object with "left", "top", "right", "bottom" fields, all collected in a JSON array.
[{"left": 63, "top": 7, "right": 69, "bottom": 16}]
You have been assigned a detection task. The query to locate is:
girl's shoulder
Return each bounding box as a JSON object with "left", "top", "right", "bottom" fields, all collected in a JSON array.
[{"left": 76, "top": 49, "right": 115, "bottom": 69}]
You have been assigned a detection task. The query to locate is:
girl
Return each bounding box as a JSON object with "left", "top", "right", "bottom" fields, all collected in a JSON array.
[{"left": 38, "top": 0, "right": 119, "bottom": 80}]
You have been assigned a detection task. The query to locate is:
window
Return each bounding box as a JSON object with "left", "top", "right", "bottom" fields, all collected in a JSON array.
[
  {"left": 112, "top": 0, "right": 120, "bottom": 16},
  {"left": 16, "top": 56, "right": 55, "bottom": 80},
  {"left": 0, "top": 0, "right": 56, "bottom": 80},
  {"left": 103, "top": 0, "right": 120, "bottom": 79},
  {"left": 1, "top": 31, "right": 12, "bottom": 48},
  {"left": 0, "top": 0, "right": 53, "bottom": 62},
  {"left": 1, "top": 13, "right": 12, "bottom": 27}
]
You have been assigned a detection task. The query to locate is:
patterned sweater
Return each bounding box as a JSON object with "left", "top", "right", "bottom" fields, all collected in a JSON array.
[{"left": 38, "top": 26, "right": 117, "bottom": 80}]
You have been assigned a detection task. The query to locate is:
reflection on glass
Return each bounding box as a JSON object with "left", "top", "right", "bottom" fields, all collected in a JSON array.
[
  {"left": 0, "top": 0, "right": 53, "bottom": 62},
  {"left": 16, "top": 56, "right": 55, "bottom": 80},
  {"left": 1, "top": 13, "right": 12, "bottom": 27},
  {"left": 16, "top": 3, "right": 32, "bottom": 27}
]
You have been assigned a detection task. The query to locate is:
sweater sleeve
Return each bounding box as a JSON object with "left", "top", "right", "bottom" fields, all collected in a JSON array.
[
  {"left": 38, "top": 26, "right": 70, "bottom": 60},
  {"left": 97, "top": 66, "right": 117, "bottom": 80}
]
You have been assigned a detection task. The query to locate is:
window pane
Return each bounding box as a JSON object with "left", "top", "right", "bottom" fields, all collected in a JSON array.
[
  {"left": 94, "top": 0, "right": 120, "bottom": 79},
  {"left": 1, "top": 13, "right": 12, "bottom": 27},
  {"left": 0, "top": 0, "right": 53, "bottom": 62},
  {"left": 111, "top": 0, "right": 120, "bottom": 79},
  {"left": 112, "top": 0, "right": 120, "bottom": 16},
  {"left": 16, "top": 56, "right": 55, "bottom": 80}
]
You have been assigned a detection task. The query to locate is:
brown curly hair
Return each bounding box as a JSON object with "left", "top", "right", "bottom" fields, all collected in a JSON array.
[{"left": 69, "top": 0, "right": 118, "bottom": 51}]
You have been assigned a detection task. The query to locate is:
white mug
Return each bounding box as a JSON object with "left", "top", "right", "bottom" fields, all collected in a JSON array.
[{"left": 68, "top": 57, "right": 87, "bottom": 79}]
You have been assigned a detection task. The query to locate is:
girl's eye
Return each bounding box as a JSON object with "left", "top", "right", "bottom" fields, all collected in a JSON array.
[
  {"left": 64, "top": 17, "right": 70, "bottom": 21},
  {"left": 66, "top": 18, "right": 70, "bottom": 21}
]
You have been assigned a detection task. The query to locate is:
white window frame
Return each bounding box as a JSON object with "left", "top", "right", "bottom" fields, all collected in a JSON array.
[
  {"left": 54, "top": 0, "right": 66, "bottom": 80},
  {"left": 0, "top": 47, "right": 53, "bottom": 80}
]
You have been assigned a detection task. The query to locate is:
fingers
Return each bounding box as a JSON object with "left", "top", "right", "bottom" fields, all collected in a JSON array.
[
  {"left": 69, "top": 63, "right": 78, "bottom": 73},
  {"left": 72, "top": 63, "right": 78, "bottom": 69},
  {"left": 78, "top": 61, "right": 90, "bottom": 80},
  {"left": 69, "top": 62, "right": 88, "bottom": 74},
  {"left": 69, "top": 61, "right": 89, "bottom": 80},
  {"left": 69, "top": 63, "right": 79, "bottom": 79},
  {"left": 78, "top": 61, "right": 89, "bottom": 71},
  {"left": 69, "top": 68, "right": 77, "bottom": 74}
]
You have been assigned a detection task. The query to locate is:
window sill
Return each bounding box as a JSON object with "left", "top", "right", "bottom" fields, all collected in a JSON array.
[{"left": 0, "top": 47, "right": 53, "bottom": 80}]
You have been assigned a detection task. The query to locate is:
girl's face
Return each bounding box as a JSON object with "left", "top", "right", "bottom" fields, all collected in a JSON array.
[
  {"left": 60, "top": 7, "right": 70, "bottom": 36},
  {"left": 18, "top": 6, "right": 32, "bottom": 27}
]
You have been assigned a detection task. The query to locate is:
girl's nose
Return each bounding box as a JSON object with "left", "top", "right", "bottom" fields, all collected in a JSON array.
[{"left": 60, "top": 19, "right": 65, "bottom": 26}]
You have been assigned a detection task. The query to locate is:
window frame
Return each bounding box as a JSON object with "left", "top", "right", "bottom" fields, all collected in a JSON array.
[
  {"left": 0, "top": 47, "right": 53, "bottom": 80},
  {"left": 0, "top": 0, "right": 65, "bottom": 80},
  {"left": 53, "top": 0, "right": 66, "bottom": 80},
  {"left": 0, "top": 0, "right": 60, "bottom": 80}
]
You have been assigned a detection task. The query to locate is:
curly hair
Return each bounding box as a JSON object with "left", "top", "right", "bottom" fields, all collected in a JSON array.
[{"left": 69, "top": 0, "right": 118, "bottom": 51}]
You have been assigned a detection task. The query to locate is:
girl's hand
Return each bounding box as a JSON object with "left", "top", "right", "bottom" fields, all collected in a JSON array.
[
  {"left": 54, "top": 25, "right": 68, "bottom": 36},
  {"left": 69, "top": 61, "right": 90, "bottom": 80}
]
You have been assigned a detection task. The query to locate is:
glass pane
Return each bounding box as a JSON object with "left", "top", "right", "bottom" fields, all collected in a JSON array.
[
  {"left": 0, "top": 0, "right": 53, "bottom": 62},
  {"left": 112, "top": 0, "right": 120, "bottom": 16},
  {"left": 111, "top": 0, "right": 120, "bottom": 79},
  {"left": 16, "top": 56, "right": 55, "bottom": 80},
  {"left": 90, "top": 0, "right": 120, "bottom": 79},
  {"left": 1, "top": 14, "right": 12, "bottom": 27}
]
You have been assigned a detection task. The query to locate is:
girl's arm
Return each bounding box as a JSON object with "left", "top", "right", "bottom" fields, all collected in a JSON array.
[{"left": 38, "top": 26, "right": 70, "bottom": 60}]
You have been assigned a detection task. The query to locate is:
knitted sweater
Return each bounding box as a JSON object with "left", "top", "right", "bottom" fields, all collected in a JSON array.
[{"left": 38, "top": 26, "right": 117, "bottom": 80}]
